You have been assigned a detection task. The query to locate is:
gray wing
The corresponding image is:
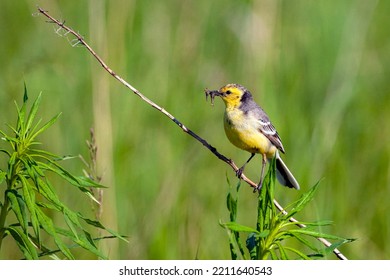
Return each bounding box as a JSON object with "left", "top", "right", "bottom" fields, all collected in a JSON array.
[{"left": 252, "top": 105, "right": 285, "bottom": 153}]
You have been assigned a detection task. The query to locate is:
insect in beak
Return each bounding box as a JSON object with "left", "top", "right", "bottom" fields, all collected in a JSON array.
[{"left": 204, "top": 89, "right": 220, "bottom": 106}]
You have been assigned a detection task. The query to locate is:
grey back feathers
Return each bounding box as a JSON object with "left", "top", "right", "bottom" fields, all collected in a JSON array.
[{"left": 237, "top": 89, "right": 285, "bottom": 154}]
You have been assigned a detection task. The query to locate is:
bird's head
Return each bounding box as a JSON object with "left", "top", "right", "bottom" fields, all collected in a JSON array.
[{"left": 205, "top": 83, "right": 251, "bottom": 108}]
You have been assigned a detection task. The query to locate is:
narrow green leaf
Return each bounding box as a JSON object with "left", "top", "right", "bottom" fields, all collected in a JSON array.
[
  {"left": 283, "top": 220, "right": 334, "bottom": 228},
  {"left": 269, "top": 249, "right": 278, "bottom": 260},
  {"left": 257, "top": 186, "right": 266, "bottom": 232},
  {"left": 35, "top": 207, "right": 74, "bottom": 259},
  {"left": 84, "top": 191, "right": 101, "bottom": 205},
  {"left": 63, "top": 209, "right": 82, "bottom": 240},
  {"left": 54, "top": 227, "right": 107, "bottom": 259},
  {"left": 74, "top": 238, "right": 104, "bottom": 260},
  {"left": 274, "top": 230, "right": 293, "bottom": 242},
  {"left": 34, "top": 233, "right": 117, "bottom": 259},
  {"left": 79, "top": 214, "right": 128, "bottom": 243},
  {"left": 1, "top": 134, "right": 18, "bottom": 148},
  {"left": 289, "top": 231, "right": 320, "bottom": 252},
  {"left": 7, "top": 226, "right": 38, "bottom": 260},
  {"left": 54, "top": 227, "right": 105, "bottom": 259},
  {"left": 15, "top": 100, "right": 26, "bottom": 136},
  {"left": 256, "top": 229, "right": 270, "bottom": 238},
  {"left": 220, "top": 221, "right": 259, "bottom": 234},
  {"left": 19, "top": 175, "right": 40, "bottom": 242},
  {"left": 4, "top": 124, "right": 19, "bottom": 137},
  {"left": 35, "top": 201, "right": 59, "bottom": 211},
  {"left": 257, "top": 156, "right": 277, "bottom": 234},
  {"left": 29, "top": 148, "right": 61, "bottom": 159},
  {"left": 7, "top": 190, "right": 28, "bottom": 231},
  {"left": 37, "top": 161, "right": 81, "bottom": 186},
  {"left": 20, "top": 157, "right": 38, "bottom": 184},
  {"left": 226, "top": 192, "right": 237, "bottom": 221},
  {"left": 283, "top": 246, "right": 312, "bottom": 260},
  {"left": 23, "top": 82, "right": 28, "bottom": 103},
  {"left": 28, "top": 119, "right": 43, "bottom": 142},
  {"left": 306, "top": 253, "right": 325, "bottom": 259},
  {"left": 82, "top": 230, "right": 96, "bottom": 247},
  {"left": 226, "top": 227, "right": 239, "bottom": 260},
  {"left": 0, "top": 149, "right": 11, "bottom": 158},
  {"left": 37, "top": 161, "right": 100, "bottom": 201},
  {"left": 7, "top": 152, "right": 17, "bottom": 179},
  {"left": 275, "top": 242, "right": 288, "bottom": 260},
  {"left": 35, "top": 178, "right": 63, "bottom": 212},
  {"left": 30, "top": 113, "right": 61, "bottom": 141},
  {"left": 35, "top": 178, "right": 86, "bottom": 242},
  {"left": 286, "top": 181, "right": 321, "bottom": 219},
  {"left": 225, "top": 174, "right": 240, "bottom": 223},
  {"left": 289, "top": 228, "right": 347, "bottom": 240},
  {"left": 31, "top": 161, "right": 46, "bottom": 177},
  {"left": 75, "top": 176, "right": 105, "bottom": 188},
  {"left": 25, "top": 92, "right": 42, "bottom": 134},
  {"left": 26, "top": 234, "right": 61, "bottom": 259},
  {"left": 234, "top": 231, "right": 247, "bottom": 260},
  {"left": 322, "top": 238, "right": 356, "bottom": 256}
]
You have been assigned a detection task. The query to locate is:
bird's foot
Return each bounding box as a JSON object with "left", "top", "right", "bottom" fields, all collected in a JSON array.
[
  {"left": 236, "top": 167, "right": 244, "bottom": 178},
  {"left": 253, "top": 181, "right": 263, "bottom": 193}
]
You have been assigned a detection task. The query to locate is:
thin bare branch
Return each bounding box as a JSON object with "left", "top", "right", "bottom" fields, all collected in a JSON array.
[{"left": 36, "top": 6, "right": 348, "bottom": 260}]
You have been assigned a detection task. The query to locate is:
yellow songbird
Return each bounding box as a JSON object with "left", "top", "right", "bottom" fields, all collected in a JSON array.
[{"left": 205, "top": 83, "right": 300, "bottom": 191}]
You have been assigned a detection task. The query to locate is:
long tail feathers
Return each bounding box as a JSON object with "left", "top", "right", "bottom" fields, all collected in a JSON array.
[{"left": 274, "top": 154, "right": 300, "bottom": 190}]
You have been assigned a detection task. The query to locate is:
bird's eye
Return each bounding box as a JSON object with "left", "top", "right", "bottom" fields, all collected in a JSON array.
[{"left": 225, "top": 90, "right": 231, "bottom": 95}]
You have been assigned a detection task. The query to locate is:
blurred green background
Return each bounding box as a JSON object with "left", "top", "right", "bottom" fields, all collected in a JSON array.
[{"left": 1, "top": 0, "right": 389, "bottom": 259}]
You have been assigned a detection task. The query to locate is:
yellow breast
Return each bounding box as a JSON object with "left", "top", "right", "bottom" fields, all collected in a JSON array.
[{"left": 223, "top": 108, "right": 277, "bottom": 158}]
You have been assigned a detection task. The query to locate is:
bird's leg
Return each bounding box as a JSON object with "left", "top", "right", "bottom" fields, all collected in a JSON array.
[
  {"left": 236, "top": 153, "right": 255, "bottom": 178},
  {"left": 254, "top": 154, "right": 267, "bottom": 193}
]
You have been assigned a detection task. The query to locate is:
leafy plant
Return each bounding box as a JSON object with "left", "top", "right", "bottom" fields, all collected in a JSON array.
[
  {"left": 0, "top": 86, "right": 124, "bottom": 259},
  {"left": 220, "top": 157, "right": 354, "bottom": 260}
]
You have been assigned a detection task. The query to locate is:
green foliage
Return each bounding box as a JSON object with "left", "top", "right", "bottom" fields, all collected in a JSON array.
[
  {"left": 221, "top": 158, "right": 355, "bottom": 260},
  {"left": 0, "top": 87, "right": 124, "bottom": 259}
]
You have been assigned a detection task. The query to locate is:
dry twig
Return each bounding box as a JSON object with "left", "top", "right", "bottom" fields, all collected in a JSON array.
[{"left": 36, "top": 7, "right": 347, "bottom": 260}]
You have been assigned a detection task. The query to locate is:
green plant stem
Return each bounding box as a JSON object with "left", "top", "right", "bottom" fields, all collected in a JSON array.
[
  {"left": 258, "top": 240, "right": 268, "bottom": 260},
  {"left": 0, "top": 189, "right": 10, "bottom": 251},
  {"left": 0, "top": 160, "right": 19, "bottom": 251}
]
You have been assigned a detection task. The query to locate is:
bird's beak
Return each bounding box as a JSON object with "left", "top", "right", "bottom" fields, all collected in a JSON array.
[{"left": 204, "top": 89, "right": 221, "bottom": 105}]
